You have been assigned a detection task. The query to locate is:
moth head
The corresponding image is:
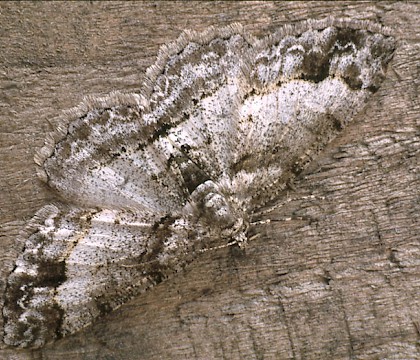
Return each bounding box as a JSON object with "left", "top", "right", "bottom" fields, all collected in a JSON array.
[{"left": 189, "top": 180, "right": 250, "bottom": 244}]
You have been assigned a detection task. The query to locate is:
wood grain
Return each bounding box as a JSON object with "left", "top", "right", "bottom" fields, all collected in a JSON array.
[{"left": 0, "top": 2, "right": 419, "bottom": 359}]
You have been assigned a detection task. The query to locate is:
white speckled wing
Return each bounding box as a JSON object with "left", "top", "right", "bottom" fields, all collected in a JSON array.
[
  {"left": 230, "top": 23, "right": 395, "bottom": 208},
  {"left": 4, "top": 19, "right": 395, "bottom": 348},
  {"left": 3, "top": 204, "right": 201, "bottom": 348},
  {"left": 39, "top": 27, "right": 255, "bottom": 213}
]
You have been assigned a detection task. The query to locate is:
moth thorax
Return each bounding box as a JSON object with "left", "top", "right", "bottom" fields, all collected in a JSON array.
[{"left": 191, "top": 180, "right": 249, "bottom": 243}]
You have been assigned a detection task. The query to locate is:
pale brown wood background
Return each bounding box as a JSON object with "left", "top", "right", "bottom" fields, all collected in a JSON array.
[{"left": 0, "top": 2, "right": 419, "bottom": 359}]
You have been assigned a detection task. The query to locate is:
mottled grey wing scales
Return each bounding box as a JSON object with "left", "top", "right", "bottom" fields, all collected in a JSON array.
[
  {"left": 142, "top": 26, "right": 256, "bottom": 182},
  {"left": 39, "top": 26, "right": 255, "bottom": 213},
  {"left": 231, "top": 20, "right": 395, "bottom": 208},
  {"left": 3, "top": 205, "right": 202, "bottom": 347},
  {"left": 4, "top": 20, "right": 395, "bottom": 348}
]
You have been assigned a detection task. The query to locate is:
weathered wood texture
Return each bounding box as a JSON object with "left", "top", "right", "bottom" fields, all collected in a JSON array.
[{"left": 0, "top": 2, "right": 418, "bottom": 359}]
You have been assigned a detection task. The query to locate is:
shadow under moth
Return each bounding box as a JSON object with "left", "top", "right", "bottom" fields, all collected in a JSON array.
[{"left": 3, "top": 18, "right": 395, "bottom": 348}]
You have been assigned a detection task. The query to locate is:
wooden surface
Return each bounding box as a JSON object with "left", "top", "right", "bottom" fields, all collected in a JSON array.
[{"left": 0, "top": 2, "right": 419, "bottom": 359}]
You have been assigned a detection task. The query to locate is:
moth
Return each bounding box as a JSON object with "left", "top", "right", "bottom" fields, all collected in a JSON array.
[{"left": 3, "top": 18, "right": 395, "bottom": 348}]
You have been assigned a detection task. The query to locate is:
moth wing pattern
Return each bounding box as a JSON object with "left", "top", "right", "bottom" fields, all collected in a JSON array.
[
  {"left": 3, "top": 204, "right": 202, "bottom": 348},
  {"left": 3, "top": 18, "right": 395, "bottom": 348},
  {"left": 233, "top": 20, "right": 396, "bottom": 208},
  {"left": 36, "top": 25, "right": 256, "bottom": 211}
]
